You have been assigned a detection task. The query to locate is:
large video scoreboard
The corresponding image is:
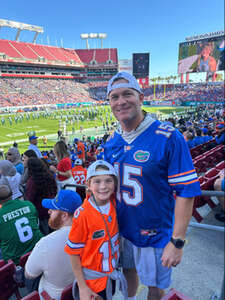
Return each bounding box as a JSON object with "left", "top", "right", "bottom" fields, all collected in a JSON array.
[
  {"left": 178, "top": 33, "right": 224, "bottom": 74},
  {"left": 132, "top": 53, "right": 150, "bottom": 78}
]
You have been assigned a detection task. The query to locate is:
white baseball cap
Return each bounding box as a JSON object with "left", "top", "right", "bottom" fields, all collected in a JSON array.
[
  {"left": 86, "top": 160, "right": 117, "bottom": 181},
  {"left": 107, "top": 71, "right": 143, "bottom": 96}
]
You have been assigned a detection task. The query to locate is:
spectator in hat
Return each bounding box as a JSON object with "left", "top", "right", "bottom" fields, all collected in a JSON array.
[
  {"left": 104, "top": 71, "right": 201, "bottom": 300},
  {"left": 193, "top": 128, "right": 204, "bottom": 146},
  {"left": 202, "top": 128, "right": 213, "bottom": 143},
  {"left": 65, "top": 160, "right": 126, "bottom": 300},
  {"left": 0, "top": 160, "right": 23, "bottom": 200},
  {"left": 215, "top": 123, "right": 225, "bottom": 145},
  {"left": 25, "top": 189, "right": 82, "bottom": 299},
  {"left": 50, "top": 141, "right": 75, "bottom": 191},
  {"left": 6, "top": 146, "right": 24, "bottom": 175},
  {"left": 28, "top": 135, "right": 42, "bottom": 158}
]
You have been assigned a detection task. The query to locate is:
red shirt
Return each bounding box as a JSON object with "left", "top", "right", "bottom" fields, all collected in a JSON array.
[{"left": 57, "top": 157, "right": 72, "bottom": 181}]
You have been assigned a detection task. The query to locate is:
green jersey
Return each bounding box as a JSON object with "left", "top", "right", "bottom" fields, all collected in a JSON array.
[{"left": 0, "top": 199, "right": 43, "bottom": 264}]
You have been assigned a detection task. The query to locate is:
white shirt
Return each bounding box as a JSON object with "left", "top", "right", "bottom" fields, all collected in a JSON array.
[
  {"left": 0, "top": 173, "right": 23, "bottom": 200},
  {"left": 25, "top": 226, "right": 74, "bottom": 300},
  {"left": 28, "top": 144, "right": 42, "bottom": 158}
]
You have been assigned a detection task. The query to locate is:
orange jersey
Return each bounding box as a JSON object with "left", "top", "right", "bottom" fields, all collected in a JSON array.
[
  {"left": 71, "top": 166, "right": 87, "bottom": 185},
  {"left": 65, "top": 198, "right": 119, "bottom": 293},
  {"left": 77, "top": 142, "right": 85, "bottom": 160}
]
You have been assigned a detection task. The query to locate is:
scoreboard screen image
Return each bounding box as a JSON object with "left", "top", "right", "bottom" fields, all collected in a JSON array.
[
  {"left": 133, "top": 53, "right": 150, "bottom": 78},
  {"left": 178, "top": 36, "right": 225, "bottom": 74}
]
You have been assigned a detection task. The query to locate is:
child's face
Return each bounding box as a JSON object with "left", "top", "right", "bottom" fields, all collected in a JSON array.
[{"left": 88, "top": 174, "right": 115, "bottom": 206}]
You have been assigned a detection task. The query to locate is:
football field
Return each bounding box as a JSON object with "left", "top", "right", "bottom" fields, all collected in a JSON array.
[{"left": 0, "top": 106, "right": 188, "bottom": 154}]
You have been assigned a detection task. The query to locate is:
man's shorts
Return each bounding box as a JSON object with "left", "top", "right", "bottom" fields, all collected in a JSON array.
[{"left": 120, "top": 238, "right": 172, "bottom": 289}]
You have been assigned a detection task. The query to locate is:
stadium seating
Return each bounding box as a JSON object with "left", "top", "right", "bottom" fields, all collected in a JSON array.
[
  {"left": 61, "top": 284, "right": 73, "bottom": 300},
  {"left": 0, "top": 39, "right": 23, "bottom": 58},
  {"left": 40, "top": 283, "right": 73, "bottom": 300},
  {"left": 216, "top": 160, "right": 225, "bottom": 170},
  {"left": 40, "top": 291, "right": 53, "bottom": 300},
  {"left": 162, "top": 288, "right": 192, "bottom": 300},
  {"left": 192, "top": 164, "right": 221, "bottom": 222},
  {"left": 19, "top": 251, "right": 31, "bottom": 268},
  {"left": 204, "top": 168, "right": 220, "bottom": 179},
  {"left": 10, "top": 41, "right": 39, "bottom": 60},
  {"left": 76, "top": 48, "right": 118, "bottom": 65},
  {"left": 21, "top": 291, "right": 40, "bottom": 300},
  {"left": 0, "top": 259, "right": 22, "bottom": 300}
]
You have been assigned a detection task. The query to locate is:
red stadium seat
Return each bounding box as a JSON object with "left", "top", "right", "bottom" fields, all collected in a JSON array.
[
  {"left": 19, "top": 251, "right": 31, "bottom": 268},
  {"left": 61, "top": 283, "right": 73, "bottom": 300},
  {"left": 0, "top": 259, "right": 22, "bottom": 300},
  {"left": 162, "top": 288, "right": 192, "bottom": 300},
  {"left": 194, "top": 156, "right": 208, "bottom": 173},
  {"left": 40, "top": 284, "right": 73, "bottom": 300},
  {"left": 201, "top": 176, "right": 219, "bottom": 191},
  {"left": 21, "top": 291, "right": 40, "bottom": 300},
  {"left": 40, "top": 291, "right": 53, "bottom": 300},
  {"left": 204, "top": 168, "right": 220, "bottom": 179},
  {"left": 216, "top": 160, "right": 225, "bottom": 170}
]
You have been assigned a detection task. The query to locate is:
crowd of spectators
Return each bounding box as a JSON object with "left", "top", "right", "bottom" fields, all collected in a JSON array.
[
  {"left": 0, "top": 78, "right": 224, "bottom": 108},
  {"left": 0, "top": 78, "right": 95, "bottom": 107},
  {"left": 143, "top": 82, "right": 224, "bottom": 103}
]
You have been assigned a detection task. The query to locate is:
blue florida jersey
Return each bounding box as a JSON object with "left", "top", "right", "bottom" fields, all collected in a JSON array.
[{"left": 103, "top": 119, "right": 201, "bottom": 248}]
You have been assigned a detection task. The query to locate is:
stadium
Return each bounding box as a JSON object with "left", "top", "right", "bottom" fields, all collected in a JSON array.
[{"left": 0, "top": 16, "right": 224, "bottom": 300}]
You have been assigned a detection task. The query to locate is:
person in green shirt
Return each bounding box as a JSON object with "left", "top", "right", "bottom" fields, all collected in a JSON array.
[{"left": 0, "top": 184, "right": 43, "bottom": 264}]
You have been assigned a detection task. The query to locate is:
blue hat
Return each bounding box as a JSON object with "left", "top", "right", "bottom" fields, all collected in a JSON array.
[
  {"left": 74, "top": 138, "right": 79, "bottom": 143},
  {"left": 29, "top": 135, "right": 38, "bottom": 141},
  {"left": 107, "top": 72, "right": 143, "bottom": 96},
  {"left": 42, "top": 190, "right": 82, "bottom": 213},
  {"left": 202, "top": 128, "right": 208, "bottom": 134},
  {"left": 216, "top": 123, "right": 225, "bottom": 129}
]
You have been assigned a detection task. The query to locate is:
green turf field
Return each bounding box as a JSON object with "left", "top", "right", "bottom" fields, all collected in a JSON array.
[{"left": 0, "top": 105, "right": 189, "bottom": 154}]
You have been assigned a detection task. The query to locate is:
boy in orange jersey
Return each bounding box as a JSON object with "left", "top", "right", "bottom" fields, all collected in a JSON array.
[
  {"left": 71, "top": 159, "right": 87, "bottom": 185},
  {"left": 65, "top": 160, "right": 127, "bottom": 300}
]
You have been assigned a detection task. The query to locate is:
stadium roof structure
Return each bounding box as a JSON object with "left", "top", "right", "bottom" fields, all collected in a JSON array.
[{"left": 0, "top": 19, "right": 43, "bottom": 43}]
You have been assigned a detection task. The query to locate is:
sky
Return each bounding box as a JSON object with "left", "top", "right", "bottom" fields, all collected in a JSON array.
[{"left": 0, "top": 0, "right": 224, "bottom": 79}]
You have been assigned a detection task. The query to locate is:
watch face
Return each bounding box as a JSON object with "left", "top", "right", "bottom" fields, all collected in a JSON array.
[
  {"left": 171, "top": 237, "right": 185, "bottom": 249},
  {"left": 176, "top": 239, "right": 185, "bottom": 248}
]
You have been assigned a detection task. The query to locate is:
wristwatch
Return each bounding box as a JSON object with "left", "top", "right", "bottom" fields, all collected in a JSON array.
[{"left": 170, "top": 237, "right": 186, "bottom": 249}]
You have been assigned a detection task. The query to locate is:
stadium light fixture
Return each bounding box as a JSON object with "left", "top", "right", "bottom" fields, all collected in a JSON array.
[
  {"left": 80, "top": 32, "right": 107, "bottom": 49},
  {"left": 80, "top": 33, "right": 90, "bottom": 49},
  {"left": 0, "top": 18, "right": 43, "bottom": 43}
]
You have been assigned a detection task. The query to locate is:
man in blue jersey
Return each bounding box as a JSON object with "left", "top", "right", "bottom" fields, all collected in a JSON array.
[{"left": 103, "top": 72, "right": 201, "bottom": 300}]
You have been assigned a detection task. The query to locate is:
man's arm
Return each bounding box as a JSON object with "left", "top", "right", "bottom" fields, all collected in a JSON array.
[
  {"left": 69, "top": 254, "right": 99, "bottom": 300},
  {"left": 161, "top": 196, "right": 194, "bottom": 268},
  {"left": 24, "top": 240, "right": 45, "bottom": 280}
]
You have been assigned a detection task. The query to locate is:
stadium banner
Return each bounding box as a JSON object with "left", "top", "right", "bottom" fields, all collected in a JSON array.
[
  {"left": 132, "top": 53, "right": 150, "bottom": 79},
  {"left": 178, "top": 35, "right": 225, "bottom": 74},
  {"left": 138, "top": 77, "right": 149, "bottom": 89},
  {"left": 119, "top": 59, "right": 132, "bottom": 74}
]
